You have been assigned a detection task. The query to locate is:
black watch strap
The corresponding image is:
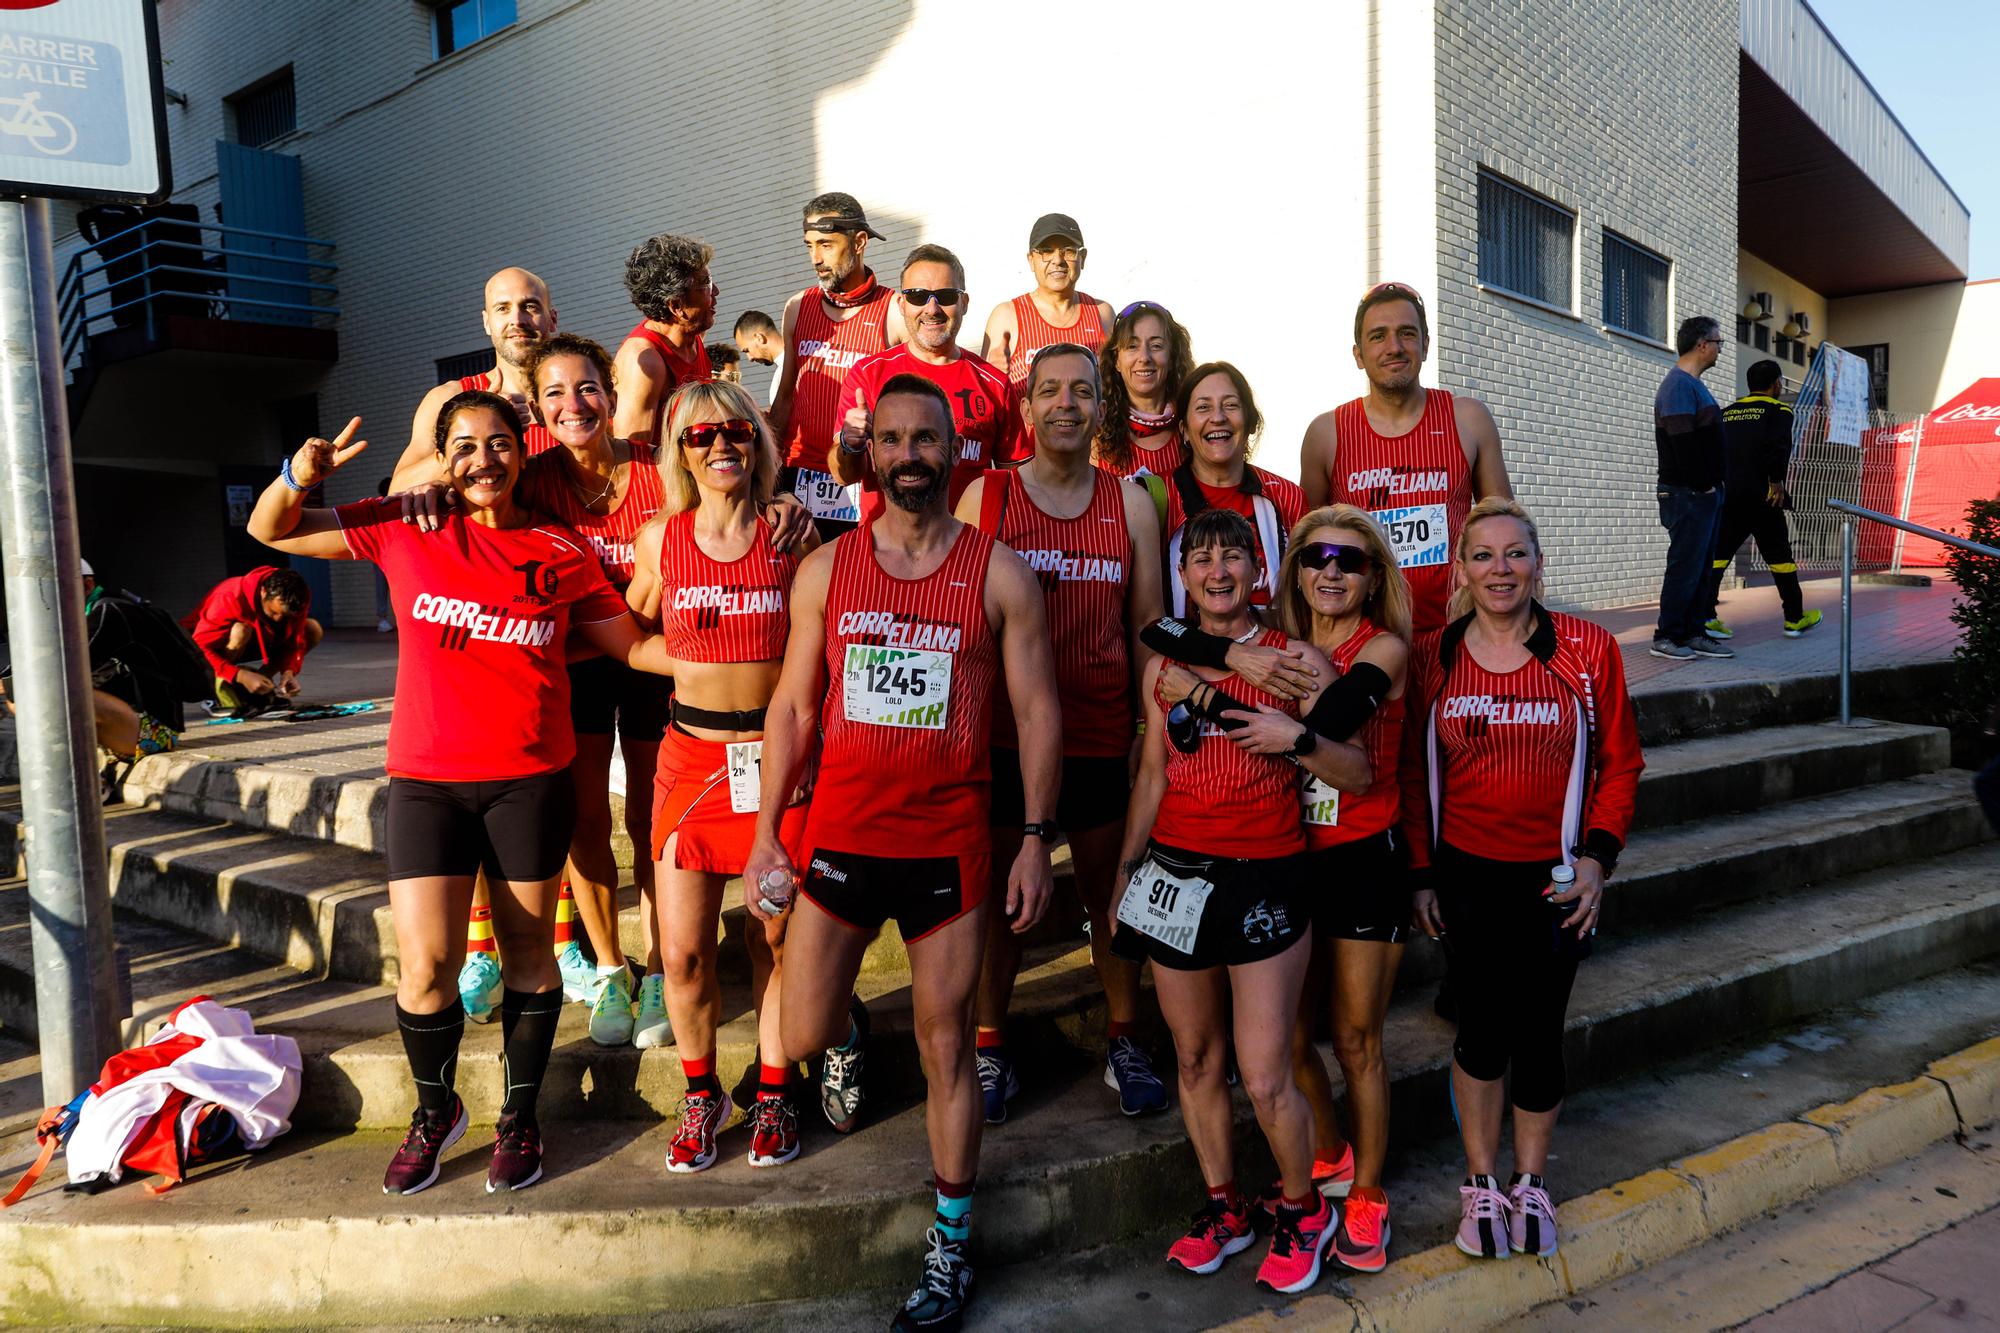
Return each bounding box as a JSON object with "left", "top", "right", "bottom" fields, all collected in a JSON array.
[{"left": 1023, "top": 820, "right": 1059, "bottom": 840}]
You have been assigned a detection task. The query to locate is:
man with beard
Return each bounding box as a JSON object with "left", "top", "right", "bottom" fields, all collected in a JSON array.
[
  {"left": 1299, "top": 282, "right": 1511, "bottom": 633},
  {"left": 832, "top": 245, "right": 1025, "bottom": 525},
  {"left": 613, "top": 233, "right": 719, "bottom": 444},
  {"left": 955, "top": 343, "right": 1169, "bottom": 1124},
  {"left": 389, "top": 268, "right": 558, "bottom": 486},
  {"left": 979, "top": 212, "right": 1113, "bottom": 431},
  {"left": 733, "top": 310, "right": 784, "bottom": 368},
  {"left": 747, "top": 374, "right": 1060, "bottom": 1333}
]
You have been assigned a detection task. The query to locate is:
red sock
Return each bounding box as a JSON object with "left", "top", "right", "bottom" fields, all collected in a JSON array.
[
  {"left": 975, "top": 1028, "right": 1005, "bottom": 1050},
  {"left": 934, "top": 1173, "right": 975, "bottom": 1199},
  {"left": 1208, "top": 1180, "right": 1243, "bottom": 1212},
  {"left": 758, "top": 1062, "right": 789, "bottom": 1096},
  {"left": 1281, "top": 1190, "right": 1318, "bottom": 1211},
  {"left": 1106, "top": 1019, "right": 1137, "bottom": 1041},
  {"left": 681, "top": 1053, "right": 719, "bottom": 1096}
]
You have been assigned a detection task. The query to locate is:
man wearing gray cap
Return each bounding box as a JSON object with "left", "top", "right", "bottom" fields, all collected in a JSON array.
[{"left": 981, "top": 213, "right": 1114, "bottom": 438}]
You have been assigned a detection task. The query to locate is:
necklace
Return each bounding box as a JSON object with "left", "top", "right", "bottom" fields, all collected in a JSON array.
[{"left": 567, "top": 459, "right": 618, "bottom": 510}]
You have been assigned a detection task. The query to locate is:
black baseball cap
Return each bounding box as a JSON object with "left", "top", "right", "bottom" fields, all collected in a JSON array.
[{"left": 1028, "top": 212, "right": 1084, "bottom": 249}]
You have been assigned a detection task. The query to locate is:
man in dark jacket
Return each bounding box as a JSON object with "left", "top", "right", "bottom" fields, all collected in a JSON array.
[
  {"left": 1701, "top": 359, "right": 1823, "bottom": 639},
  {"left": 180, "top": 566, "right": 322, "bottom": 707}
]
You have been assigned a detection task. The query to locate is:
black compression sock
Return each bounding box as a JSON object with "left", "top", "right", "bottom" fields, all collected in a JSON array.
[
  {"left": 396, "top": 1000, "right": 465, "bottom": 1115},
  {"left": 498, "top": 987, "right": 563, "bottom": 1122}
]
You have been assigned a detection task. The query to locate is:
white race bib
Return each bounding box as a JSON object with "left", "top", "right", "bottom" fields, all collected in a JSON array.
[
  {"left": 726, "top": 740, "right": 763, "bottom": 814},
  {"left": 842, "top": 644, "right": 953, "bottom": 730},
  {"left": 1302, "top": 773, "right": 1341, "bottom": 827},
  {"left": 1373, "top": 502, "right": 1450, "bottom": 568},
  {"left": 793, "top": 467, "right": 861, "bottom": 522},
  {"left": 1116, "top": 856, "right": 1215, "bottom": 954}
]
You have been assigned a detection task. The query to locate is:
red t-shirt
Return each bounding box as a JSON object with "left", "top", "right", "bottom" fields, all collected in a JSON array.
[
  {"left": 1151, "top": 629, "right": 1306, "bottom": 859},
  {"left": 337, "top": 497, "right": 629, "bottom": 781},
  {"left": 517, "top": 443, "right": 664, "bottom": 587},
  {"left": 1433, "top": 648, "right": 1579, "bottom": 863},
  {"left": 842, "top": 344, "right": 1027, "bottom": 519}
]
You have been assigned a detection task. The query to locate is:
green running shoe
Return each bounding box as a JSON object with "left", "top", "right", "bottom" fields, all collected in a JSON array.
[{"left": 632, "top": 973, "right": 671, "bottom": 1049}]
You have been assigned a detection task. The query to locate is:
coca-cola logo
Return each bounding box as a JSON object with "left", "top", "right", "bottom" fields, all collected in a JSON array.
[{"left": 1934, "top": 403, "right": 2000, "bottom": 424}]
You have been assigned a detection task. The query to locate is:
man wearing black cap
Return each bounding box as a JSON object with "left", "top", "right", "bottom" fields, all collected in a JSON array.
[
  {"left": 981, "top": 213, "right": 1114, "bottom": 441},
  {"left": 770, "top": 192, "right": 904, "bottom": 536}
]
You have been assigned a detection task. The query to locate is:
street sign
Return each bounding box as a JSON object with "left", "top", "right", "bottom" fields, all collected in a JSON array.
[{"left": 0, "top": 0, "right": 169, "bottom": 202}]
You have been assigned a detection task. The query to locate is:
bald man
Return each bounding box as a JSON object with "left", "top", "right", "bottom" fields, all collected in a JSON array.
[{"left": 389, "top": 267, "right": 558, "bottom": 490}]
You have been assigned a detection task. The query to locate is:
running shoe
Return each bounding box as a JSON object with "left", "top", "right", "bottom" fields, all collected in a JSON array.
[
  {"left": 1103, "top": 1036, "right": 1168, "bottom": 1116},
  {"left": 632, "top": 973, "right": 671, "bottom": 1049},
  {"left": 1784, "top": 609, "right": 1824, "bottom": 638},
  {"left": 556, "top": 940, "right": 600, "bottom": 1002},
  {"left": 977, "top": 1049, "right": 1017, "bottom": 1126},
  {"left": 1166, "top": 1197, "right": 1256, "bottom": 1275},
  {"left": 821, "top": 995, "right": 868, "bottom": 1134},
  {"left": 381, "top": 1097, "right": 467, "bottom": 1196},
  {"left": 456, "top": 952, "right": 502, "bottom": 1025},
  {"left": 891, "top": 1226, "right": 972, "bottom": 1332},
  {"left": 665, "top": 1090, "right": 733, "bottom": 1174},
  {"left": 485, "top": 1112, "right": 543, "bottom": 1193},
  {"left": 1687, "top": 635, "right": 1736, "bottom": 659},
  {"left": 1456, "top": 1174, "right": 1513, "bottom": 1258},
  {"left": 747, "top": 1093, "right": 801, "bottom": 1168},
  {"left": 1331, "top": 1187, "right": 1391, "bottom": 1273},
  {"left": 588, "top": 968, "right": 635, "bottom": 1046},
  {"left": 1313, "top": 1142, "right": 1356, "bottom": 1198},
  {"left": 1508, "top": 1175, "right": 1559, "bottom": 1257},
  {"left": 1257, "top": 1193, "right": 1334, "bottom": 1294},
  {"left": 1703, "top": 618, "right": 1735, "bottom": 639},
  {"left": 1649, "top": 638, "right": 1696, "bottom": 660}
]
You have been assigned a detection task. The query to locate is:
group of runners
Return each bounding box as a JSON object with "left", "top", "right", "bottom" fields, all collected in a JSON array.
[{"left": 241, "top": 196, "right": 1643, "bottom": 1332}]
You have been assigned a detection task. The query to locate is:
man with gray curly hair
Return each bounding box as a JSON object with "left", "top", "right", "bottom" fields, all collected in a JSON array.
[{"left": 613, "top": 233, "right": 719, "bottom": 443}]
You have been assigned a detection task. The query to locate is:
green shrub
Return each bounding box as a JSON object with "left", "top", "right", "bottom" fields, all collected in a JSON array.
[{"left": 1945, "top": 497, "right": 2000, "bottom": 736}]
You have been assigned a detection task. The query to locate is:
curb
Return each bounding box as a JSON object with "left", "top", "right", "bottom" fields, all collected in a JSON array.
[{"left": 1214, "top": 1035, "right": 2000, "bottom": 1333}]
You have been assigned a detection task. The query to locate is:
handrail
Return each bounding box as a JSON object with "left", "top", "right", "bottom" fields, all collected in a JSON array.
[
  {"left": 73, "top": 213, "right": 336, "bottom": 252},
  {"left": 1827, "top": 498, "right": 1996, "bottom": 726}
]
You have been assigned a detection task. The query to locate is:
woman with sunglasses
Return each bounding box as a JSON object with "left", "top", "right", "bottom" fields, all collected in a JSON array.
[
  {"left": 1401, "top": 498, "right": 1641, "bottom": 1262},
  {"left": 625, "top": 379, "right": 819, "bottom": 1173},
  {"left": 1095, "top": 301, "right": 1197, "bottom": 478},
  {"left": 248, "top": 395, "right": 674, "bottom": 1195},
  {"left": 1114, "top": 508, "right": 1358, "bottom": 1295}
]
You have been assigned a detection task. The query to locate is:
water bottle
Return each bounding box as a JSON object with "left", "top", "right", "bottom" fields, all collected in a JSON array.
[
  {"left": 756, "top": 867, "right": 795, "bottom": 916},
  {"left": 1549, "top": 863, "right": 1575, "bottom": 908}
]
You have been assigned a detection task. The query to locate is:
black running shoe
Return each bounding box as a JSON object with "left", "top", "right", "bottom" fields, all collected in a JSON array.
[
  {"left": 822, "top": 995, "right": 869, "bottom": 1134},
  {"left": 485, "top": 1112, "right": 543, "bottom": 1193},
  {"left": 891, "top": 1225, "right": 972, "bottom": 1331}
]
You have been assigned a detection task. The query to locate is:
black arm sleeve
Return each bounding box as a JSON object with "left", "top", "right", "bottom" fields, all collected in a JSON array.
[
  {"left": 1301, "top": 662, "right": 1391, "bottom": 742},
  {"left": 1139, "top": 616, "right": 1234, "bottom": 669},
  {"left": 1191, "top": 682, "right": 1251, "bottom": 732}
]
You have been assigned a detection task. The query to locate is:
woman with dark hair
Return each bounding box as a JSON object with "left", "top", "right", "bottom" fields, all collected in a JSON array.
[
  {"left": 247, "top": 393, "right": 674, "bottom": 1197},
  {"left": 614, "top": 232, "right": 718, "bottom": 444},
  {"left": 1095, "top": 301, "right": 1196, "bottom": 478},
  {"left": 625, "top": 378, "right": 819, "bottom": 1173},
  {"left": 1403, "top": 498, "right": 1642, "bottom": 1262}
]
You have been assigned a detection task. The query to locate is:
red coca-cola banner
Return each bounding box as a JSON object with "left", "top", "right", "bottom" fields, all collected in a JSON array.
[{"left": 1860, "top": 379, "right": 2000, "bottom": 566}]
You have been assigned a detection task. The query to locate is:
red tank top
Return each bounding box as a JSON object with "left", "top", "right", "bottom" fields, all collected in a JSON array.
[
  {"left": 625, "top": 323, "right": 713, "bottom": 445},
  {"left": 1159, "top": 465, "right": 1309, "bottom": 615},
  {"left": 1305, "top": 620, "right": 1404, "bottom": 849},
  {"left": 459, "top": 371, "right": 557, "bottom": 456},
  {"left": 782, "top": 286, "right": 893, "bottom": 468},
  {"left": 1006, "top": 293, "right": 1106, "bottom": 402},
  {"left": 977, "top": 468, "right": 1132, "bottom": 757},
  {"left": 1098, "top": 427, "right": 1189, "bottom": 479},
  {"left": 1151, "top": 629, "right": 1306, "bottom": 858},
  {"left": 1434, "top": 647, "right": 1578, "bottom": 863},
  {"left": 656, "top": 509, "right": 798, "bottom": 663},
  {"left": 518, "top": 442, "right": 663, "bottom": 587},
  {"left": 808, "top": 524, "right": 1000, "bottom": 855},
  {"left": 1327, "top": 389, "right": 1471, "bottom": 633}
]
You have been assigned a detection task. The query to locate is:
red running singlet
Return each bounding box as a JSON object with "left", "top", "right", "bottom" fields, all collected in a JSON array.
[
  {"left": 1159, "top": 464, "right": 1309, "bottom": 616},
  {"left": 782, "top": 286, "right": 893, "bottom": 468},
  {"left": 518, "top": 442, "right": 664, "bottom": 587},
  {"left": 1327, "top": 389, "right": 1471, "bottom": 633},
  {"left": 1304, "top": 621, "right": 1404, "bottom": 850},
  {"left": 807, "top": 524, "right": 999, "bottom": 856},
  {"left": 1151, "top": 629, "right": 1307, "bottom": 859},
  {"left": 976, "top": 468, "right": 1132, "bottom": 757},
  {"left": 1433, "top": 648, "right": 1578, "bottom": 863},
  {"left": 1006, "top": 293, "right": 1106, "bottom": 408},
  {"left": 1099, "top": 426, "right": 1189, "bottom": 480},
  {"left": 656, "top": 509, "right": 798, "bottom": 664},
  {"left": 625, "top": 323, "right": 713, "bottom": 446},
  {"left": 842, "top": 345, "right": 1027, "bottom": 517},
  {"left": 458, "top": 372, "right": 557, "bottom": 457}
]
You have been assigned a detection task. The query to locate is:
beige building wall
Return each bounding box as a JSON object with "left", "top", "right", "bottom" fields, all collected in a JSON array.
[
  {"left": 1734, "top": 249, "right": 1826, "bottom": 397},
  {"left": 1431, "top": 0, "right": 1741, "bottom": 609},
  {"left": 1828, "top": 279, "right": 2000, "bottom": 419}
]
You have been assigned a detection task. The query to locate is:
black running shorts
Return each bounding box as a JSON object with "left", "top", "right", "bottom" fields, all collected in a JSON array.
[
  {"left": 1306, "top": 830, "right": 1412, "bottom": 943},
  {"left": 987, "top": 747, "right": 1129, "bottom": 833},
  {"left": 1110, "top": 840, "right": 1309, "bottom": 971},
  {"left": 385, "top": 771, "right": 575, "bottom": 883},
  {"left": 567, "top": 656, "right": 669, "bottom": 742},
  {"left": 799, "top": 847, "right": 991, "bottom": 944}
]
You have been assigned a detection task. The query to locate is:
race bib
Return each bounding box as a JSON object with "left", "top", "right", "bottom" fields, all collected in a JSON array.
[
  {"left": 726, "top": 741, "right": 763, "bottom": 814},
  {"left": 1373, "top": 502, "right": 1450, "bottom": 568},
  {"left": 793, "top": 467, "right": 861, "bottom": 522},
  {"left": 1116, "top": 856, "right": 1215, "bottom": 954},
  {"left": 842, "top": 644, "right": 953, "bottom": 729},
  {"left": 1302, "top": 773, "right": 1340, "bottom": 826}
]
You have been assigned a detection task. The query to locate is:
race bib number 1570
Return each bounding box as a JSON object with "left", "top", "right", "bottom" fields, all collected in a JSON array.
[{"left": 1373, "top": 502, "right": 1450, "bottom": 569}]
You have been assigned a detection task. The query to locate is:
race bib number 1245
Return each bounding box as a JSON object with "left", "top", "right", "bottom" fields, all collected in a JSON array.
[{"left": 842, "top": 644, "right": 953, "bottom": 729}]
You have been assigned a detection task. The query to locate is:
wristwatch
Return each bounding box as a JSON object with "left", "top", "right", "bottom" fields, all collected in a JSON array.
[
  {"left": 1022, "top": 820, "right": 1059, "bottom": 841},
  {"left": 1286, "top": 726, "right": 1317, "bottom": 763}
]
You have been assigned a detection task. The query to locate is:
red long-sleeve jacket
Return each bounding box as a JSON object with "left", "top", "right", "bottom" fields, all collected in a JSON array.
[
  {"left": 179, "top": 566, "right": 311, "bottom": 684},
  {"left": 1400, "top": 603, "right": 1643, "bottom": 872}
]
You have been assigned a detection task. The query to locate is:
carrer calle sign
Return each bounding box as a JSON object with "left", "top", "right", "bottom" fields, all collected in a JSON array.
[{"left": 0, "top": 0, "right": 167, "bottom": 202}]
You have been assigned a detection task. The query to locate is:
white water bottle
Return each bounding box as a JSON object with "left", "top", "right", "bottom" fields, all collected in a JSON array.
[
  {"left": 1549, "top": 863, "right": 1575, "bottom": 904},
  {"left": 756, "top": 867, "right": 795, "bottom": 916}
]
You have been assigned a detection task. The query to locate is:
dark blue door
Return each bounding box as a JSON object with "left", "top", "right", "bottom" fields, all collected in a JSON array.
[{"left": 215, "top": 142, "right": 308, "bottom": 326}]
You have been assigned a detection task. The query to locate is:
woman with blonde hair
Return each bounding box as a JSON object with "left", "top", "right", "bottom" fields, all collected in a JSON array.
[
  {"left": 625, "top": 377, "right": 819, "bottom": 1173},
  {"left": 1401, "top": 497, "right": 1642, "bottom": 1262}
]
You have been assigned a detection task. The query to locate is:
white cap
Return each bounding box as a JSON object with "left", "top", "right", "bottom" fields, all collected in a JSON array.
[{"left": 79, "top": 558, "right": 93, "bottom": 576}]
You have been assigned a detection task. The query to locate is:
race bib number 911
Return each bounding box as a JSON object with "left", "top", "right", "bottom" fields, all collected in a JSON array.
[
  {"left": 842, "top": 644, "right": 953, "bottom": 729},
  {"left": 1116, "top": 857, "right": 1215, "bottom": 954}
]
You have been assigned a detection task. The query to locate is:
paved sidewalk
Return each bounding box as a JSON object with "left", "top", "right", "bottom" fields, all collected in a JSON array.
[{"left": 1743, "top": 1202, "right": 2000, "bottom": 1330}]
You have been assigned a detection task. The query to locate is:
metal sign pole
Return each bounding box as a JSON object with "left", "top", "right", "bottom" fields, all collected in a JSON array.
[{"left": 0, "top": 194, "right": 119, "bottom": 1101}]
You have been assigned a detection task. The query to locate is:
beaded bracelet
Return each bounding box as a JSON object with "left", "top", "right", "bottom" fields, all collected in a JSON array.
[{"left": 279, "top": 457, "right": 308, "bottom": 492}]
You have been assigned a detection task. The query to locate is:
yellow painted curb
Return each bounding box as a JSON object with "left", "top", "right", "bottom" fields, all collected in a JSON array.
[
  {"left": 1800, "top": 1076, "right": 1961, "bottom": 1177},
  {"left": 1671, "top": 1121, "right": 1839, "bottom": 1231},
  {"left": 1926, "top": 1035, "right": 2000, "bottom": 1130}
]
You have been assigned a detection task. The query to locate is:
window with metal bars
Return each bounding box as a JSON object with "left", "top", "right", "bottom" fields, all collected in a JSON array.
[
  {"left": 435, "top": 348, "right": 490, "bottom": 384},
  {"left": 227, "top": 68, "right": 295, "bottom": 149},
  {"left": 1602, "top": 231, "right": 1669, "bottom": 343},
  {"left": 1476, "top": 169, "right": 1573, "bottom": 311},
  {"left": 433, "top": 0, "right": 517, "bottom": 59}
]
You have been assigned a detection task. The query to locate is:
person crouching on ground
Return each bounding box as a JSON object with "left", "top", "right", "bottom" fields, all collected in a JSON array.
[{"left": 181, "top": 564, "right": 322, "bottom": 708}]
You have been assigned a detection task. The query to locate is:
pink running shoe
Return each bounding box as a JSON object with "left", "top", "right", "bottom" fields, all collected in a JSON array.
[
  {"left": 1331, "top": 1186, "right": 1391, "bottom": 1273},
  {"left": 1257, "top": 1192, "right": 1334, "bottom": 1293},
  {"left": 1456, "top": 1174, "right": 1512, "bottom": 1259},
  {"left": 1508, "top": 1174, "right": 1559, "bottom": 1257},
  {"left": 665, "top": 1090, "right": 733, "bottom": 1174},
  {"left": 1313, "top": 1143, "right": 1356, "bottom": 1199},
  {"left": 1166, "top": 1197, "right": 1256, "bottom": 1275}
]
